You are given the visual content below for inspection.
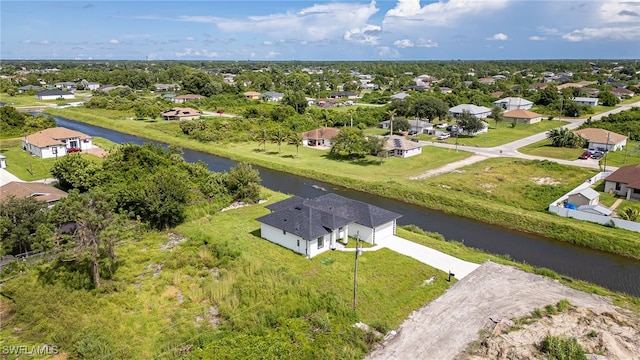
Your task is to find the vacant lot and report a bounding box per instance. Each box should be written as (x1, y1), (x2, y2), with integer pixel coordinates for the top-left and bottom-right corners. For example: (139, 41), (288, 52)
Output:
(367, 261), (625, 360)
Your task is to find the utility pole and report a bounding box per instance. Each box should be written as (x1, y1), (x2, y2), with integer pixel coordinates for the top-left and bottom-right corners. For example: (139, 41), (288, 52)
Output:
(624, 132), (630, 164)
(603, 131), (611, 172)
(353, 231), (362, 311)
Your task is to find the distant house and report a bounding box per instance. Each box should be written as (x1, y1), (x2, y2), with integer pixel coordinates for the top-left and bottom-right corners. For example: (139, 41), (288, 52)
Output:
(490, 91), (504, 98)
(161, 107), (201, 121)
(390, 92), (411, 100)
(23, 127), (92, 158)
(244, 91), (262, 100)
(257, 193), (401, 258)
(155, 83), (180, 92)
(96, 85), (120, 92)
(299, 127), (340, 147)
(329, 91), (357, 99)
(0, 181), (68, 207)
(379, 119), (431, 134)
(449, 104), (492, 119)
(262, 91), (284, 102)
(493, 97), (533, 111)
(173, 94), (205, 104)
(438, 87), (452, 94)
(604, 164), (640, 200)
(54, 82), (77, 90)
(18, 85), (42, 93)
(573, 129), (627, 151)
(0, 154), (6, 169)
(35, 89), (75, 100)
(567, 187), (600, 207)
(461, 121), (489, 136)
(503, 109), (544, 124)
(572, 97), (598, 107)
(610, 88), (635, 99)
(86, 82), (101, 91)
(528, 83), (547, 91)
(382, 135), (422, 158)
(478, 77), (495, 85)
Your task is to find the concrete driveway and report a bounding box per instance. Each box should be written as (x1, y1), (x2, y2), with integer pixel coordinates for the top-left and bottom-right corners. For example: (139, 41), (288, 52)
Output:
(0, 168), (21, 186)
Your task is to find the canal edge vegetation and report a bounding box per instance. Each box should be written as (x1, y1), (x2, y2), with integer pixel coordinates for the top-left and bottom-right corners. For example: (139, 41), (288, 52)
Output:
(45, 107), (640, 260)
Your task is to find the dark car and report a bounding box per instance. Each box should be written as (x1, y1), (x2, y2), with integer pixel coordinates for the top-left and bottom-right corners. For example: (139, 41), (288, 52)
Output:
(579, 151), (591, 159)
(407, 129), (418, 136)
(591, 151), (604, 160)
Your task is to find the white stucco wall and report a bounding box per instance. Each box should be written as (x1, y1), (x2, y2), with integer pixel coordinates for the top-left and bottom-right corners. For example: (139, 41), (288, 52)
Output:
(403, 147), (422, 158)
(260, 223), (335, 258)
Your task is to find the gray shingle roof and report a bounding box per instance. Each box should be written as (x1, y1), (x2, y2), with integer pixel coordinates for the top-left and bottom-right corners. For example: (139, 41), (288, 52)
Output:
(258, 193), (401, 240)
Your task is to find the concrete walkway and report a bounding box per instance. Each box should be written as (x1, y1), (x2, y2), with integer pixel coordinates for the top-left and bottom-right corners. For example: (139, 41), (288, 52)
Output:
(0, 168), (22, 186)
(335, 236), (480, 280)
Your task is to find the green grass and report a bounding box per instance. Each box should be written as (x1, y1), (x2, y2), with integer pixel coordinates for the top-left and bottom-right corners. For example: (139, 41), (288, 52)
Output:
(519, 139), (586, 160)
(44, 108), (640, 259)
(0, 137), (103, 181)
(427, 120), (568, 147)
(620, 95), (640, 105)
(591, 105), (617, 115)
(597, 141), (640, 167)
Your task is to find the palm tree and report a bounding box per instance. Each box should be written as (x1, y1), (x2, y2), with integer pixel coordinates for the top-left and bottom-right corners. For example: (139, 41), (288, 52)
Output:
(271, 128), (288, 154)
(546, 127), (584, 148)
(254, 128), (269, 152)
(618, 207), (639, 222)
(288, 132), (303, 158)
(386, 109), (397, 135)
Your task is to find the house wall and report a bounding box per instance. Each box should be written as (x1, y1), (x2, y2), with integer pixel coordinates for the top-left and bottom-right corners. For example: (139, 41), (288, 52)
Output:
(589, 140), (626, 151)
(506, 116), (542, 124)
(605, 181), (640, 200)
(260, 223), (336, 258)
(402, 147), (422, 158)
(23, 141), (67, 159)
(37, 94), (75, 100)
(567, 193), (596, 207)
(349, 224), (374, 244)
(373, 221), (395, 243)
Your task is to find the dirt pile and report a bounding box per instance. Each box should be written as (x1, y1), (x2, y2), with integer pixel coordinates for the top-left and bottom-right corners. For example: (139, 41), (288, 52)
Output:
(457, 305), (640, 360)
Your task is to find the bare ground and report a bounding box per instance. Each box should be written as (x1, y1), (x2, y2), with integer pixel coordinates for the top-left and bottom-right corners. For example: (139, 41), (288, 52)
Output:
(409, 155), (489, 180)
(366, 261), (635, 360)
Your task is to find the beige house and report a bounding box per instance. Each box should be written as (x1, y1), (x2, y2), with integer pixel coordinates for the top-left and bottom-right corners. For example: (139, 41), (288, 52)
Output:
(382, 135), (422, 158)
(299, 127), (340, 147)
(503, 109), (544, 124)
(244, 91), (262, 100)
(173, 94), (205, 104)
(0, 181), (68, 207)
(574, 129), (627, 151)
(604, 164), (640, 200)
(161, 107), (201, 121)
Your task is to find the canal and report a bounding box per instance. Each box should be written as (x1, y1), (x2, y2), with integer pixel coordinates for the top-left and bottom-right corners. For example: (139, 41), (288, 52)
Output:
(54, 116), (640, 297)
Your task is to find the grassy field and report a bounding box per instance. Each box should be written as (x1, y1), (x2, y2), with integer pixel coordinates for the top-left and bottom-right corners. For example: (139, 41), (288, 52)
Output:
(519, 139), (640, 166)
(44, 108), (640, 259)
(619, 95), (640, 105)
(0, 137), (104, 181)
(424, 120), (568, 147)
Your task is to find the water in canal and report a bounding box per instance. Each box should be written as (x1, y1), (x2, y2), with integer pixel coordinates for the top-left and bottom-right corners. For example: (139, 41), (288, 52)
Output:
(54, 116), (640, 297)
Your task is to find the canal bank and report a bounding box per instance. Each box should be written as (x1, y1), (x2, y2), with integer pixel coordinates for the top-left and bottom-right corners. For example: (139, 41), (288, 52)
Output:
(51, 115), (640, 296)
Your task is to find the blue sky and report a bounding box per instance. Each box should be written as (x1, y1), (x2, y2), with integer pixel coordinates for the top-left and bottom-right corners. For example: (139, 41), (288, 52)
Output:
(1, 0), (639, 61)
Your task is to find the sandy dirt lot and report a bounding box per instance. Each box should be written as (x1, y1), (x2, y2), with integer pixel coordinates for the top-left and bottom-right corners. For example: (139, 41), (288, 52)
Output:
(409, 155), (489, 180)
(367, 261), (625, 360)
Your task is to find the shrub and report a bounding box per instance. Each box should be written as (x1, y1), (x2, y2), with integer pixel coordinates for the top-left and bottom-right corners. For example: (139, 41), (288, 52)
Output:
(556, 299), (572, 312)
(539, 335), (586, 360)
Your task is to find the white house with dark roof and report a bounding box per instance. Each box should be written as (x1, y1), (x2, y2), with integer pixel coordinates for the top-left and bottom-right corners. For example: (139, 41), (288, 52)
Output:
(35, 89), (75, 100)
(257, 193), (401, 258)
(572, 97), (598, 106)
(382, 135), (422, 158)
(262, 91), (284, 102)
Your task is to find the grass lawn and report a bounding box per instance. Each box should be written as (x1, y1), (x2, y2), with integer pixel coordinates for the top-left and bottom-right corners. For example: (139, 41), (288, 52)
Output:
(620, 95), (640, 105)
(590, 105), (617, 115)
(0, 137), (103, 181)
(598, 141), (640, 167)
(425, 120), (568, 147)
(0, 93), (59, 107)
(616, 199), (640, 214)
(518, 139), (585, 160)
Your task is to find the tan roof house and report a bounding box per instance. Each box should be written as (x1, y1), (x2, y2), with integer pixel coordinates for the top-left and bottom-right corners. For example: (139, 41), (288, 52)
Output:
(0, 181), (68, 207)
(299, 127), (341, 147)
(161, 107), (201, 121)
(23, 127), (92, 159)
(604, 164), (640, 200)
(503, 109), (544, 124)
(244, 91), (262, 100)
(611, 88), (635, 99)
(173, 94), (205, 104)
(382, 135), (422, 158)
(574, 129), (627, 151)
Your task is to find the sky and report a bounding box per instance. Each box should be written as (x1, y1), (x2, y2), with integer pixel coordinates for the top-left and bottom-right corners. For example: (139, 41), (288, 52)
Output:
(1, 0), (639, 61)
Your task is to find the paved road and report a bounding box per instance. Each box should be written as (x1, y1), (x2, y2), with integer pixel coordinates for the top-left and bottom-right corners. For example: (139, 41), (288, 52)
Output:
(416, 100), (640, 175)
(0, 168), (22, 186)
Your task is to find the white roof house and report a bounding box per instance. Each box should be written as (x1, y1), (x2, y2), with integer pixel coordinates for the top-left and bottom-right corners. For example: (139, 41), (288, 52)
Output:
(390, 92), (411, 100)
(493, 97), (533, 111)
(449, 104), (492, 119)
(572, 97), (599, 106)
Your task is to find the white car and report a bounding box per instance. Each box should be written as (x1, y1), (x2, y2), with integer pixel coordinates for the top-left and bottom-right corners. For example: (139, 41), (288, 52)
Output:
(436, 123), (448, 129)
(437, 133), (451, 140)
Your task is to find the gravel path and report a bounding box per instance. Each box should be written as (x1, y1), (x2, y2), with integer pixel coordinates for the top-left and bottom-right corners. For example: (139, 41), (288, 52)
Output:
(409, 155), (490, 180)
(366, 261), (614, 360)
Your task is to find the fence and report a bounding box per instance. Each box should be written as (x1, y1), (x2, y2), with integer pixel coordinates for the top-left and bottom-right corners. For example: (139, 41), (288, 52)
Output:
(548, 172), (640, 233)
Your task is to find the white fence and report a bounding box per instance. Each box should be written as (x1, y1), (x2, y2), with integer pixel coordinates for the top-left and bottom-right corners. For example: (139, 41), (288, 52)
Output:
(548, 172), (640, 233)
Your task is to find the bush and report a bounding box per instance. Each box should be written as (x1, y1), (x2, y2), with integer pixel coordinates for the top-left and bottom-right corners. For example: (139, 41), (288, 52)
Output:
(539, 335), (586, 360)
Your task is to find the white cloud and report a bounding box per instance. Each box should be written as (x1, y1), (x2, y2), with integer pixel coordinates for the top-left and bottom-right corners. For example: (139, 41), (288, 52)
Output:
(598, 0), (640, 23)
(215, 1), (379, 41)
(39, 40), (51, 45)
(393, 39), (414, 48)
(343, 24), (381, 45)
(563, 26), (640, 42)
(383, 0), (509, 27)
(537, 26), (558, 35)
(262, 41), (273, 46)
(185, 36), (196, 41)
(528, 35), (546, 41)
(486, 33), (508, 41)
(109, 39), (120, 44)
(22, 39), (32, 44)
(175, 48), (218, 58)
(264, 51), (280, 59)
(415, 38), (438, 48)
(377, 46), (400, 58)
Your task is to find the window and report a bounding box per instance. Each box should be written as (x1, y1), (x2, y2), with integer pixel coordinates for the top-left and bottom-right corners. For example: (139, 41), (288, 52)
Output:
(283, 230), (286, 235)
(615, 183), (621, 191)
(317, 236), (324, 249)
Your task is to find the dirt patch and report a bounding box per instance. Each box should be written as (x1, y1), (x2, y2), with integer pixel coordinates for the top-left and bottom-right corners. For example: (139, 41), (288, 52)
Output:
(409, 155), (489, 180)
(457, 306), (640, 360)
(530, 176), (561, 185)
(366, 261), (623, 360)
(84, 146), (109, 158)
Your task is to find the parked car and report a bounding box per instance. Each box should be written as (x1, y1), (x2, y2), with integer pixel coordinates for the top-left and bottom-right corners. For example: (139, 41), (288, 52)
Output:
(579, 151), (591, 159)
(408, 129), (418, 136)
(591, 151), (605, 160)
(67, 148), (82, 153)
(437, 133), (451, 140)
(436, 123), (448, 129)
